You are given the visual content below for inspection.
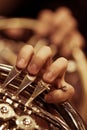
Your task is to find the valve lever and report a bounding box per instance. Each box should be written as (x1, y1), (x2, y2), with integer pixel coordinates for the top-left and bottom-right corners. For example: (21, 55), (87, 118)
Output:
(13, 74), (36, 98)
(25, 80), (50, 106)
(1, 66), (21, 89)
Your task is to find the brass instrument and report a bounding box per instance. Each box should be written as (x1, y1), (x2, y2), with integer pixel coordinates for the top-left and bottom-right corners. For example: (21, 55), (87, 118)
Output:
(0, 63), (87, 130)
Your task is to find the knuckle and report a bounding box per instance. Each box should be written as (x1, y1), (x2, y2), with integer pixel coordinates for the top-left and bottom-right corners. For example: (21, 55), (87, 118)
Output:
(24, 45), (33, 51)
(44, 45), (52, 52)
(20, 45), (34, 55)
(60, 57), (68, 64)
(59, 57), (68, 69)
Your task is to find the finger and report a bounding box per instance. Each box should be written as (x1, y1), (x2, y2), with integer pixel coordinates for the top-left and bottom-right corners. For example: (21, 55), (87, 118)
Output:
(68, 31), (85, 48)
(50, 7), (77, 45)
(0, 18), (38, 39)
(16, 45), (34, 69)
(53, 7), (72, 26)
(38, 9), (53, 24)
(50, 14), (77, 45)
(27, 46), (52, 75)
(43, 57), (68, 83)
(35, 10), (54, 36)
(60, 31), (85, 57)
(45, 82), (75, 103)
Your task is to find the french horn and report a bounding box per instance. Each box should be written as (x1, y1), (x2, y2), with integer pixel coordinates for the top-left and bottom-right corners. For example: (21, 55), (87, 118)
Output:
(0, 63), (87, 130)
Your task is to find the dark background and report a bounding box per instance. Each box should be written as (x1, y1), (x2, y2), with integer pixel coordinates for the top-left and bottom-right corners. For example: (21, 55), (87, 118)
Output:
(13, 0), (87, 41)
(0, 0), (87, 50)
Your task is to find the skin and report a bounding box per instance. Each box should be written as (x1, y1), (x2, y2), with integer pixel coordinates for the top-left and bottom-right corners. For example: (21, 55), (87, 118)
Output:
(0, 4), (77, 104)
(0, 7), (84, 58)
(36, 7), (84, 58)
(16, 45), (75, 104)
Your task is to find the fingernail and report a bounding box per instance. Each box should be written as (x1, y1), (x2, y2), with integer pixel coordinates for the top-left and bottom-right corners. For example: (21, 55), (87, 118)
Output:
(43, 71), (53, 81)
(17, 58), (25, 68)
(28, 63), (38, 74)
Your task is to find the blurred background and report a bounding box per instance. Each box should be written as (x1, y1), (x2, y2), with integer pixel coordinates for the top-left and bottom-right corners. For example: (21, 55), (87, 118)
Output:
(0, 0), (87, 124)
(0, 0), (87, 43)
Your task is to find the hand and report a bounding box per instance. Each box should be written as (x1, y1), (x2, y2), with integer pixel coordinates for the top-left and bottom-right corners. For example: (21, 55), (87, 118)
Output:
(16, 45), (74, 104)
(0, 7), (84, 58)
(36, 7), (85, 58)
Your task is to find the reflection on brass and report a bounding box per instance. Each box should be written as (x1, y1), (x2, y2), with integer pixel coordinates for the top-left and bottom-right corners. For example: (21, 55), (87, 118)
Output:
(13, 74), (36, 99)
(0, 63), (87, 130)
(25, 80), (50, 106)
(1, 66), (21, 90)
